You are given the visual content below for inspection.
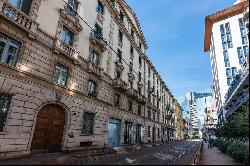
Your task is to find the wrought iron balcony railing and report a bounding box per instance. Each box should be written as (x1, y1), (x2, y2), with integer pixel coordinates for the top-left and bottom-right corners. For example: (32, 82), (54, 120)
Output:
(54, 38), (79, 61)
(90, 30), (107, 52)
(1, 1), (38, 35)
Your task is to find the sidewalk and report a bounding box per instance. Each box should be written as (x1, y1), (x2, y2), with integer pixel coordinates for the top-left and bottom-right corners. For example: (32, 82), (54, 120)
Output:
(200, 142), (242, 165)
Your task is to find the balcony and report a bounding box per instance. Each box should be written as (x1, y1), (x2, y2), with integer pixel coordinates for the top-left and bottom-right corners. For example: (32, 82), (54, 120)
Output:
(147, 87), (154, 94)
(137, 80), (143, 88)
(112, 78), (127, 92)
(87, 62), (103, 77)
(128, 72), (135, 80)
(225, 88), (249, 118)
(53, 38), (79, 62)
(60, 2), (82, 31)
(138, 94), (146, 104)
(118, 39), (123, 48)
(115, 60), (124, 71)
(90, 30), (107, 52)
(224, 63), (249, 108)
(0, 1), (38, 38)
(127, 88), (139, 99)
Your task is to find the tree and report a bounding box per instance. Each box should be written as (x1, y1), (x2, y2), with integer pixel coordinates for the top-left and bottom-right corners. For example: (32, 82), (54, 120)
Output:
(219, 102), (249, 141)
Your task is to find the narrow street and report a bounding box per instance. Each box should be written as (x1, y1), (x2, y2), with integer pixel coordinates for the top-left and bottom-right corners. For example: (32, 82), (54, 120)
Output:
(0, 140), (201, 165)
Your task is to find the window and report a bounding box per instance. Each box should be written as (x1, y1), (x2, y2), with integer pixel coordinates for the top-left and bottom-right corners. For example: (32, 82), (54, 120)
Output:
(148, 110), (151, 119)
(238, 18), (244, 28)
(227, 78), (232, 86)
(131, 29), (134, 39)
(9, 0), (32, 15)
(129, 62), (133, 72)
(114, 94), (120, 107)
(81, 112), (94, 134)
(96, 1), (104, 15)
(117, 49), (122, 62)
(243, 46), (249, 56)
(130, 45), (134, 55)
(157, 128), (160, 138)
(0, 94), (12, 131)
(128, 100), (133, 112)
(116, 70), (121, 79)
(138, 87), (141, 95)
(220, 24), (225, 34)
(226, 68), (231, 77)
(128, 81), (133, 89)
(119, 11), (124, 22)
(66, 0), (79, 16)
(139, 42), (142, 49)
(53, 64), (69, 86)
(0, 33), (20, 67)
(237, 47), (244, 65)
(94, 24), (103, 39)
(223, 51), (230, 67)
(139, 56), (142, 67)
(225, 23), (230, 33)
(239, 18), (248, 45)
(90, 50), (99, 65)
(228, 41), (233, 48)
(138, 105), (141, 116)
(231, 67), (237, 77)
(60, 26), (74, 46)
(153, 112), (155, 121)
(148, 126), (151, 137)
(118, 30), (123, 43)
(139, 72), (142, 82)
(88, 80), (97, 96)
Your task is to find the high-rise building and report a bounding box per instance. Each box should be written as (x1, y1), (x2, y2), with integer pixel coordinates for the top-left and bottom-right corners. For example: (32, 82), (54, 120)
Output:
(0, 0), (179, 159)
(204, 0), (249, 126)
(184, 92), (212, 137)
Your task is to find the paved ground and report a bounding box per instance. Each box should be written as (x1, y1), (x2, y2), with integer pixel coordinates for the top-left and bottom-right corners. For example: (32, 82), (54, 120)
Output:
(0, 140), (200, 165)
(200, 142), (242, 165)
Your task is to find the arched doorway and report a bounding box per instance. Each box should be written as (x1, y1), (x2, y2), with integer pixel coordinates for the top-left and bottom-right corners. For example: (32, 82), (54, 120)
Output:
(31, 104), (65, 154)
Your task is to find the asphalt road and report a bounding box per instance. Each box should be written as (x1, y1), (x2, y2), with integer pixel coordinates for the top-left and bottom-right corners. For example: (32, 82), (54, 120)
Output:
(72, 140), (201, 165)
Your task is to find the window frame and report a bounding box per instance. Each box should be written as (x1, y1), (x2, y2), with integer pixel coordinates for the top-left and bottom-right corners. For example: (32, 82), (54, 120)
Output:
(53, 63), (69, 87)
(0, 33), (20, 67)
(88, 80), (97, 96)
(81, 112), (95, 135)
(114, 94), (120, 107)
(96, 0), (105, 15)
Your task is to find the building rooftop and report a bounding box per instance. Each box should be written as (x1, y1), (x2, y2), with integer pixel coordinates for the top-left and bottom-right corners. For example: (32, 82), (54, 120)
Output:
(204, 0), (248, 52)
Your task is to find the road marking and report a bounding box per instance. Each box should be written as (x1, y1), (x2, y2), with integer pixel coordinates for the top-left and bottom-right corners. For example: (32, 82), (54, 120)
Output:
(125, 158), (136, 165)
(153, 153), (175, 161)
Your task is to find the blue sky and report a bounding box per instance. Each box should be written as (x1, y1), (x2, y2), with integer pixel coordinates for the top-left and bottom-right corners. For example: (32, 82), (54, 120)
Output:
(126, 0), (235, 102)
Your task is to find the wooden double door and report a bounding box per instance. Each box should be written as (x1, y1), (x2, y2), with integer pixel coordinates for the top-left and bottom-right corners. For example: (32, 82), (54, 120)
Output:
(31, 104), (65, 154)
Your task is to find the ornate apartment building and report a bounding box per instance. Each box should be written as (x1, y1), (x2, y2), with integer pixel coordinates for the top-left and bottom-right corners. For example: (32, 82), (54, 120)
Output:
(0, 0), (180, 159)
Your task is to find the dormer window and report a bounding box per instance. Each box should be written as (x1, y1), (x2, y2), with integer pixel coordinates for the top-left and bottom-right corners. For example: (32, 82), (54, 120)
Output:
(97, 1), (104, 15)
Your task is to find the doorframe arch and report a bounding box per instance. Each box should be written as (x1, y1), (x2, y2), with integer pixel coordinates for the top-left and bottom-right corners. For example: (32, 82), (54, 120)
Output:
(28, 101), (71, 155)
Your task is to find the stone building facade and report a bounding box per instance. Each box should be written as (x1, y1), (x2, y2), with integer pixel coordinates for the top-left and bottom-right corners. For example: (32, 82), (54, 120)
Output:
(0, 0), (180, 159)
